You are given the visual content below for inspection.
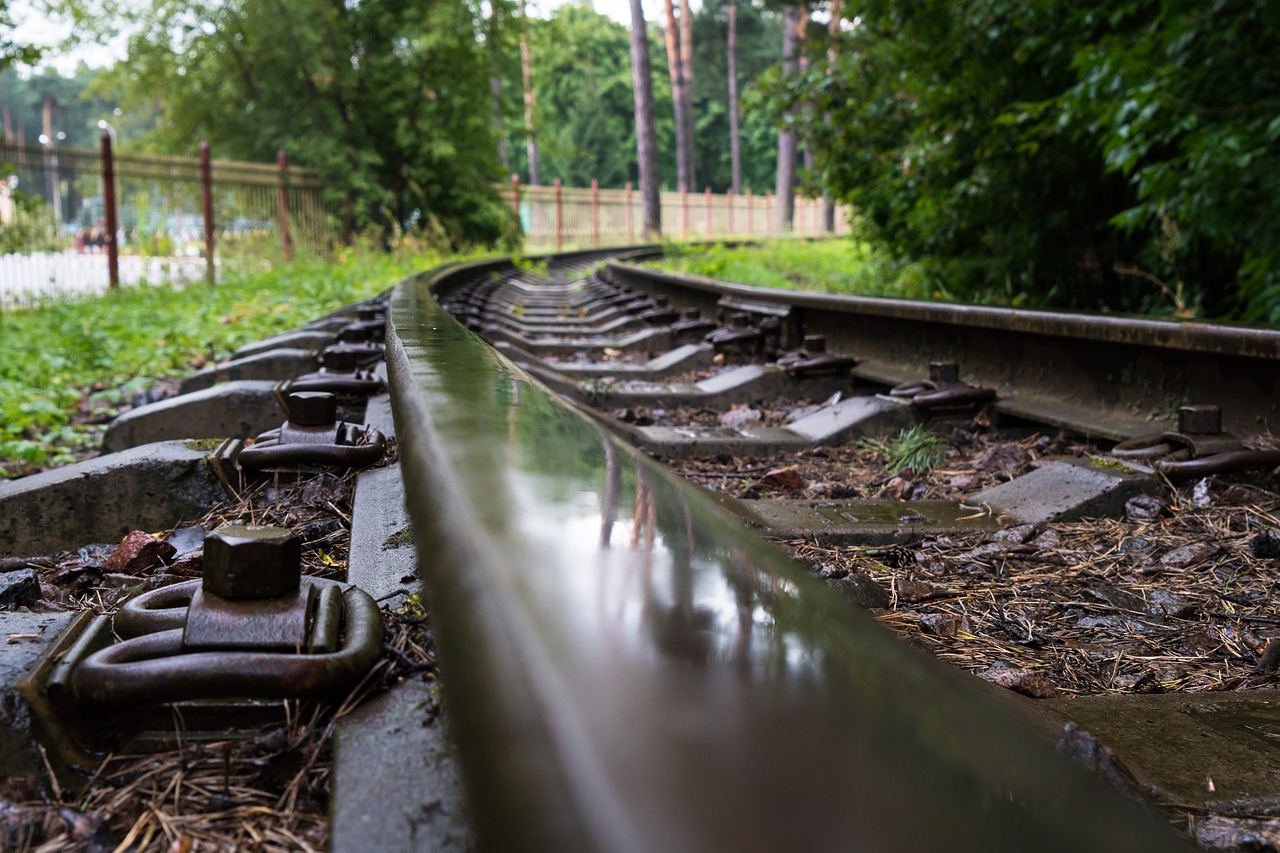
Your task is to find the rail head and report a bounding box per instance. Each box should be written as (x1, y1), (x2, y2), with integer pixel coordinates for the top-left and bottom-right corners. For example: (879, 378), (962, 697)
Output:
(386, 257), (1191, 851)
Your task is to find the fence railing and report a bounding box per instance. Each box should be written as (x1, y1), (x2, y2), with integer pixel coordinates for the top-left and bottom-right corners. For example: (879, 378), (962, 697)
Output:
(0, 138), (343, 309)
(509, 177), (850, 251)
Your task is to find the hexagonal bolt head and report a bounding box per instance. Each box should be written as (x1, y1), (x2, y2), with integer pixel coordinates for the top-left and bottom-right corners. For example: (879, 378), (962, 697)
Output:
(357, 307), (385, 323)
(287, 391), (337, 427)
(655, 295), (669, 307)
(203, 525), (301, 600)
(930, 361), (961, 385)
(337, 326), (371, 344)
(321, 347), (359, 373)
(1179, 404), (1222, 435)
(729, 313), (750, 328)
(682, 308), (701, 320)
(803, 335), (827, 353)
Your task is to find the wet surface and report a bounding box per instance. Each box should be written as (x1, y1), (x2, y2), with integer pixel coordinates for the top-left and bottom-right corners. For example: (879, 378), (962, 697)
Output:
(389, 266), (1186, 852)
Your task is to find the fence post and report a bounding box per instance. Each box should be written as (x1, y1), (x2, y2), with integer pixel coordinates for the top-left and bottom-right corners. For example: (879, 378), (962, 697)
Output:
(704, 186), (711, 236)
(746, 188), (753, 236)
(591, 178), (600, 247)
(554, 178), (563, 251)
(765, 191), (772, 237)
(277, 148), (293, 260)
(200, 140), (215, 285)
(681, 189), (688, 239)
(625, 182), (633, 244)
(727, 190), (734, 236)
(100, 129), (119, 290)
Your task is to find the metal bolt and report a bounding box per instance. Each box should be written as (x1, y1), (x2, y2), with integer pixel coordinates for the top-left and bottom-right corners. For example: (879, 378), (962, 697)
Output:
(1179, 405), (1222, 435)
(203, 525), (301, 600)
(287, 391), (337, 427)
(357, 307), (384, 323)
(337, 325), (371, 343)
(929, 361), (960, 386)
(321, 347), (359, 373)
(803, 335), (827, 353)
(655, 295), (669, 307)
(682, 308), (701, 320)
(729, 312), (749, 328)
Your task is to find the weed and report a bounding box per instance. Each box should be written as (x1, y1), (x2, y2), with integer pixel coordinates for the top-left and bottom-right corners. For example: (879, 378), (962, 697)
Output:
(859, 426), (949, 475)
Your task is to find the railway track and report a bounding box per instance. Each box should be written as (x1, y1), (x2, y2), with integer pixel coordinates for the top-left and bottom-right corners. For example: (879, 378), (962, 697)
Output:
(4, 244), (1280, 850)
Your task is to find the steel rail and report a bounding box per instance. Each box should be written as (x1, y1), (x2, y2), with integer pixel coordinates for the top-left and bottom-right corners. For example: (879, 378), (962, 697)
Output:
(609, 262), (1280, 441)
(386, 251), (1190, 851)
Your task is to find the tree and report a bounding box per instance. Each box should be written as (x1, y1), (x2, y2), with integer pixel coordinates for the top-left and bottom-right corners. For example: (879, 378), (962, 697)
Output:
(0, 1), (39, 70)
(661, 0), (692, 192)
(628, 0), (661, 235)
(725, 0), (741, 194)
(518, 0), (540, 185)
(788, 1), (1142, 309)
(691, 0), (782, 195)
(1062, 0), (1280, 319)
(60, 0), (512, 245)
(773, 3), (801, 231)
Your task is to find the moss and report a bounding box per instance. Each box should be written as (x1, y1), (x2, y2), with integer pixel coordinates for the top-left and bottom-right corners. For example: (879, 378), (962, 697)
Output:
(382, 526), (414, 550)
(185, 438), (226, 452)
(1089, 455), (1140, 474)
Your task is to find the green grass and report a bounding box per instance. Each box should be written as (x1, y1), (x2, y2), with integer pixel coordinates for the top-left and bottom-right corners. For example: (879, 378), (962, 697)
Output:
(652, 239), (943, 301)
(0, 241), (456, 475)
(859, 426), (950, 475)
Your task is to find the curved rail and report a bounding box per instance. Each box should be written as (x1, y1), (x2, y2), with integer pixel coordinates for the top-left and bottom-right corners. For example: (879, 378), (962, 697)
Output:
(386, 251), (1188, 851)
(609, 262), (1280, 441)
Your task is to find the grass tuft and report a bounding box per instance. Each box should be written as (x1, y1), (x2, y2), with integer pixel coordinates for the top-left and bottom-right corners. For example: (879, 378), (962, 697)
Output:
(859, 426), (949, 475)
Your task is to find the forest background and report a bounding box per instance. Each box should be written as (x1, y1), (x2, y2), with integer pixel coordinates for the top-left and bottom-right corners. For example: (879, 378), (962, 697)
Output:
(3, 0), (1280, 323)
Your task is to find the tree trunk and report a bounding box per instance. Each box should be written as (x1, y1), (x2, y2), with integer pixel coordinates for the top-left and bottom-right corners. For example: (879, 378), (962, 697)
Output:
(727, 0), (741, 195)
(629, 0), (661, 236)
(519, 0), (540, 185)
(662, 0), (691, 193)
(774, 5), (801, 232)
(679, 0), (695, 191)
(822, 1), (839, 232)
(489, 1), (508, 170)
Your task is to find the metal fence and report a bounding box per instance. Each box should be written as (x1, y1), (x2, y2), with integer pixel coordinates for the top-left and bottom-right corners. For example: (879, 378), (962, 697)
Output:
(0, 139), (343, 309)
(510, 178), (851, 251)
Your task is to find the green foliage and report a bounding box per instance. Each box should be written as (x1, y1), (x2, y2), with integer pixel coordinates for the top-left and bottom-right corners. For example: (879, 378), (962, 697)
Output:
(859, 426), (949, 475)
(499, 0), (781, 194)
(651, 239), (940, 300)
(63, 0), (513, 246)
(0, 185), (64, 254)
(767, 0), (1280, 320)
(1060, 1), (1280, 320)
(0, 243), (449, 475)
(690, 0), (783, 194)
(781, 1), (1146, 313)
(0, 64), (119, 148)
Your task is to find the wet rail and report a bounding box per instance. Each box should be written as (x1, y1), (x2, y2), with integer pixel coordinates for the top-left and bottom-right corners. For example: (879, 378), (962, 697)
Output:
(389, 250), (1190, 850)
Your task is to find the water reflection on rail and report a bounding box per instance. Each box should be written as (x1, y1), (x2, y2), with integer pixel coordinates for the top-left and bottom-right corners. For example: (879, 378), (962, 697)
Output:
(385, 257), (1190, 852)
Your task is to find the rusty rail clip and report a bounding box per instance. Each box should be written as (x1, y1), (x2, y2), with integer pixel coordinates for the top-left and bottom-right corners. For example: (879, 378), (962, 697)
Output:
(287, 346), (386, 397)
(238, 391), (386, 471)
(1111, 405), (1280, 480)
(776, 335), (859, 379)
(66, 526), (383, 707)
(704, 312), (764, 357)
(890, 361), (996, 417)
